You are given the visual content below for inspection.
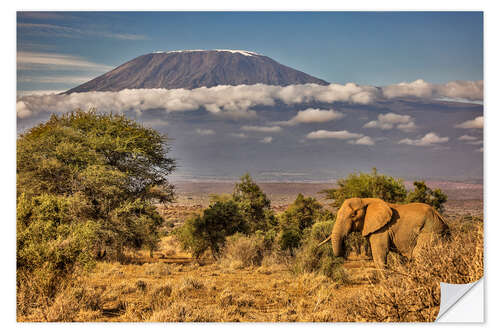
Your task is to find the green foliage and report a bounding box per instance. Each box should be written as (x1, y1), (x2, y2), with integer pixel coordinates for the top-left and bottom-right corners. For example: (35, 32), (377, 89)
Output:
(280, 193), (333, 231)
(175, 199), (246, 258)
(17, 193), (99, 274)
(321, 168), (407, 208)
(278, 226), (302, 254)
(344, 232), (372, 258)
(322, 169), (448, 213)
(293, 220), (347, 281)
(277, 193), (333, 253)
(406, 181), (448, 212)
(17, 110), (176, 299)
(175, 174), (277, 258)
(233, 173), (277, 233)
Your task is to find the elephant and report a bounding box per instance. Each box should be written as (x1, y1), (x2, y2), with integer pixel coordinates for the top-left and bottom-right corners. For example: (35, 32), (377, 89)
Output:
(317, 198), (450, 270)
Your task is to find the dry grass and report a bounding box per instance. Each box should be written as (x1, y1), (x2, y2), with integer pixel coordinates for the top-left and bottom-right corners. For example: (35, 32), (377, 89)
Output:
(17, 207), (483, 322)
(331, 219), (483, 322)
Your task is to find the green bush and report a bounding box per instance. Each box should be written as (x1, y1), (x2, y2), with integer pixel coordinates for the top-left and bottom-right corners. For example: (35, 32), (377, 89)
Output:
(321, 168), (407, 208)
(293, 220), (346, 281)
(277, 194), (332, 253)
(174, 199), (247, 258)
(232, 173), (277, 233)
(279, 193), (333, 231)
(278, 226), (302, 254)
(344, 232), (372, 258)
(17, 193), (99, 274)
(406, 181), (448, 212)
(321, 168), (447, 211)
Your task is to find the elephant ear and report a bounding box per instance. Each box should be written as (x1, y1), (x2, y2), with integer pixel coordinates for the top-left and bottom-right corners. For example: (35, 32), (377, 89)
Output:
(362, 199), (393, 237)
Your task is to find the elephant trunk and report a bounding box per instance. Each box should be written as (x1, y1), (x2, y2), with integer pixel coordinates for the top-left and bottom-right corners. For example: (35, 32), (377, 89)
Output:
(331, 232), (343, 257)
(331, 210), (347, 257)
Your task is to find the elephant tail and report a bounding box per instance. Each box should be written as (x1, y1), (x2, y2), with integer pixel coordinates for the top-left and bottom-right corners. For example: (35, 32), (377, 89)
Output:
(317, 235), (332, 248)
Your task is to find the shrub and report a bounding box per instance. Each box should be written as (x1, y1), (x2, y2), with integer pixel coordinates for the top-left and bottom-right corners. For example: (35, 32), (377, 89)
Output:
(293, 220), (347, 281)
(174, 199), (246, 258)
(232, 173), (277, 233)
(321, 168), (407, 208)
(220, 233), (268, 267)
(279, 193), (333, 232)
(277, 194), (333, 253)
(406, 181), (448, 212)
(344, 232), (371, 258)
(278, 226), (302, 254)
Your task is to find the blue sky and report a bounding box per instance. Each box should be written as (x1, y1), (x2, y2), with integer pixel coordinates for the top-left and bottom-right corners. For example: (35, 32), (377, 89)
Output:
(16, 11), (484, 181)
(17, 11), (483, 92)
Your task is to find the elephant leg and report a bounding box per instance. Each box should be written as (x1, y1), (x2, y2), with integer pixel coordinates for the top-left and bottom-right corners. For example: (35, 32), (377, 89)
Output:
(369, 231), (389, 273)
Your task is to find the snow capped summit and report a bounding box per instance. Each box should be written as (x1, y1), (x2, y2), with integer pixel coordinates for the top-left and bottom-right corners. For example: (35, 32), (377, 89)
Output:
(152, 49), (260, 57)
(64, 50), (328, 93)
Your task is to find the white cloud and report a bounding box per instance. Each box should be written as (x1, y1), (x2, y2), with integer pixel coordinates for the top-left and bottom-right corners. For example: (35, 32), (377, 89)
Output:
(463, 139), (483, 146)
(275, 82), (380, 104)
(438, 80), (483, 101)
(241, 125), (282, 133)
(196, 128), (215, 135)
(274, 108), (344, 126)
(456, 116), (484, 129)
(17, 51), (113, 71)
(260, 136), (273, 144)
(17, 90), (64, 97)
(16, 83), (382, 120)
(383, 79), (434, 99)
(348, 136), (375, 146)
(16, 80), (484, 121)
(382, 79), (483, 101)
(458, 135), (478, 141)
(18, 75), (95, 84)
(399, 132), (449, 146)
(306, 130), (363, 140)
(230, 133), (247, 138)
(16, 101), (32, 119)
(141, 119), (169, 128)
(363, 112), (416, 132)
(18, 23), (148, 40)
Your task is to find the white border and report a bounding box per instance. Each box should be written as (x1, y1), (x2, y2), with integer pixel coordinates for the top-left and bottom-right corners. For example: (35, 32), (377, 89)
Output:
(3, 1), (498, 331)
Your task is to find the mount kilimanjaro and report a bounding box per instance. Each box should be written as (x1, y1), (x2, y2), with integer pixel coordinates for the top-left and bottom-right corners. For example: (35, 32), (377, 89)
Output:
(64, 50), (328, 94)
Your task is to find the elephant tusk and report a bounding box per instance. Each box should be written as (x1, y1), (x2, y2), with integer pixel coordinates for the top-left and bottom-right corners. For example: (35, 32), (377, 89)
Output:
(316, 235), (332, 248)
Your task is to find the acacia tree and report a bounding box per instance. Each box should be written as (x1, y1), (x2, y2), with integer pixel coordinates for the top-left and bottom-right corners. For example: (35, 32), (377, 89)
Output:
(17, 110), (176, 277)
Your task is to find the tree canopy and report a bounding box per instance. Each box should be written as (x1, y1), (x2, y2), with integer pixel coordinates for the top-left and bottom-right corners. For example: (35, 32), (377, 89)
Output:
(406, 181), (448, 212)
(17, 110), (176, 276)
(232, 173), (277, 233)
(321, 168), (408, 208)
(321, 168), (447, 211)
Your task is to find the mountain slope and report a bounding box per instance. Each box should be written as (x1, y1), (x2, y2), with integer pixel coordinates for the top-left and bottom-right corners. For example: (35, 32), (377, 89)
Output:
(63, 50), (328, 94)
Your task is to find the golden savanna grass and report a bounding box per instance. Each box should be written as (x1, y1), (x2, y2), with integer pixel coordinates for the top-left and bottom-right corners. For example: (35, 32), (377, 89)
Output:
(17, 213), (483, 322)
